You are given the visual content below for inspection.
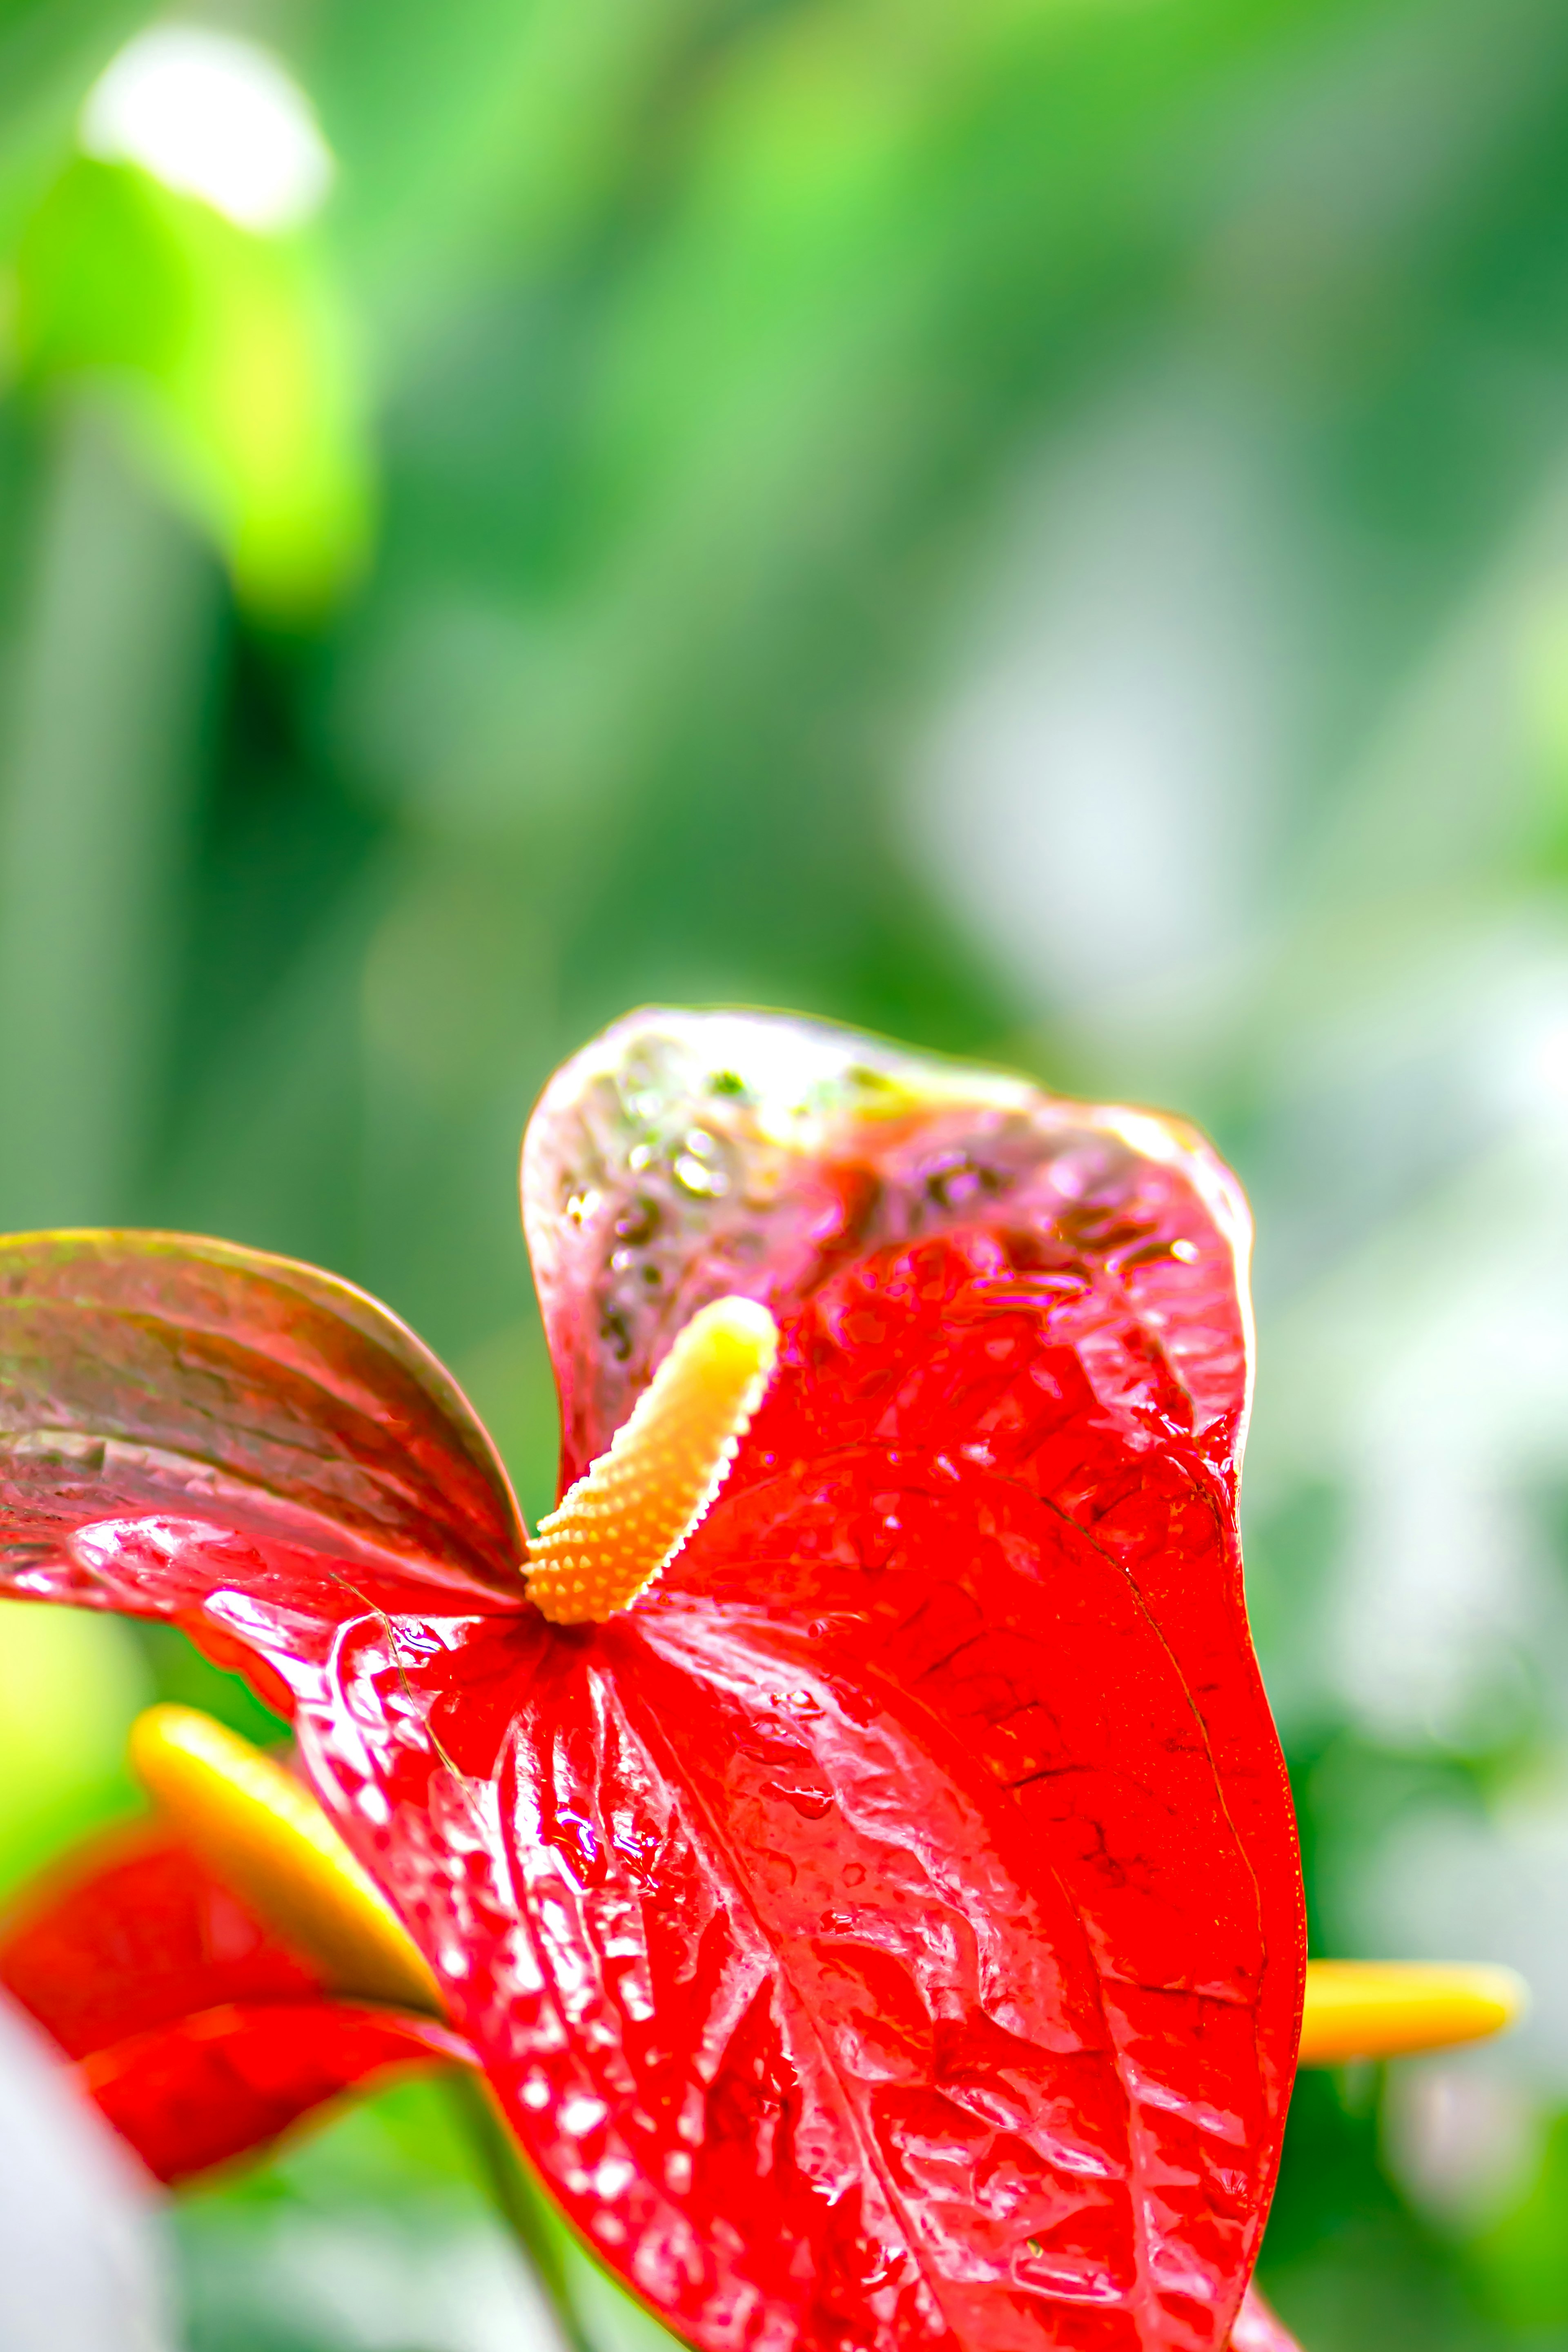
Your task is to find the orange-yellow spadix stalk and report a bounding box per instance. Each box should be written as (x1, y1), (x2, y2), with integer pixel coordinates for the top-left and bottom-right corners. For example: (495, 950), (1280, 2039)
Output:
(1296, 1958), (1526, 2066)
(524, 1295), (780, 1625)
(130, 1703), (443, 2016)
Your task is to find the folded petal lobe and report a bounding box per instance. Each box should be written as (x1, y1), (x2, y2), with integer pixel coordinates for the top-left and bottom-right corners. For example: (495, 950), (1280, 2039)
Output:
(0, 1229), (525, 1611)
(522, 1011), (1249, 1486)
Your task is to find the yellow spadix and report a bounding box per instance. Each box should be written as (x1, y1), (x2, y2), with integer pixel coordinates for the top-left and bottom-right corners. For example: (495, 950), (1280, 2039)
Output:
(525, 1294), (779, 1624)
(1299, 1959), (1526, 2066)
(129, 1702), (443, 2016)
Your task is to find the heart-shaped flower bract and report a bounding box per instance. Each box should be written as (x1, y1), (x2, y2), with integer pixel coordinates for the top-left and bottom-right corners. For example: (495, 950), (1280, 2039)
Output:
(0, 1008), (1305, 2352)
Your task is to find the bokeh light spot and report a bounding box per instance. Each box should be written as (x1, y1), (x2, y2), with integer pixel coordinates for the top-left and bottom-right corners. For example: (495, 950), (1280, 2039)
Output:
(80, 26), (334, 234)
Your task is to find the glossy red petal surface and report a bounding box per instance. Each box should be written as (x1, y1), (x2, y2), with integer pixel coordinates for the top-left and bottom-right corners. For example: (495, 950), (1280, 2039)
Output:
(82, 2000), (468, 2183)
(509, 1014), (1295, 2348)
(0, 1230), (524, 1608)
(0, 1821), (472, 2183)
(522, 1012), (1248, 1490)
(0, 1015), (1304, 2352)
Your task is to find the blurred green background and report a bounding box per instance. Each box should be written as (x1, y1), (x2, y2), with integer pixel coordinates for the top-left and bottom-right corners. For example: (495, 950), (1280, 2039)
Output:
(5, 0), (1568, 2345)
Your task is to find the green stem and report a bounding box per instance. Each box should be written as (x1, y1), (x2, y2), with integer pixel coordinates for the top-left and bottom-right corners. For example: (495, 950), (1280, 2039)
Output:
(444, 2067), (598, 2352)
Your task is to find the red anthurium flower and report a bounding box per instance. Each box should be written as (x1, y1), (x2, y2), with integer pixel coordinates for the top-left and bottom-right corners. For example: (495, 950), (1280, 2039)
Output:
(0, 1813), (468, 2182)
(0, 1008), (1306, 2352)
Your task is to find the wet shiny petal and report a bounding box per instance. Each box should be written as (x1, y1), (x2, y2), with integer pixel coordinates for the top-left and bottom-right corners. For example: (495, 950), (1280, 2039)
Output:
(0, 1229), (525, 1613)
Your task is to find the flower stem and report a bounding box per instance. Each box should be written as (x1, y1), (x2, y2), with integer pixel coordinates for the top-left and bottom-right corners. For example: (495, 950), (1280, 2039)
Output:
(443, 2068), (598, 2352)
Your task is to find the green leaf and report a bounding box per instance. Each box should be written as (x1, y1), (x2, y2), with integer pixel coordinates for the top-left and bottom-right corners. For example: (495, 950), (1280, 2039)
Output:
(0, 1597), (147, 1896)
(0, 0), (145, 247)
(15, 158), (371, 617)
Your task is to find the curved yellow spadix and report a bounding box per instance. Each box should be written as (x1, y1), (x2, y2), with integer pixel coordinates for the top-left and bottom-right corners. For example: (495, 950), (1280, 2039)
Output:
(1299, 1959), (1526, 2066)
(129, 1703), (443, 2017)
(526, 1294), (780, 1625)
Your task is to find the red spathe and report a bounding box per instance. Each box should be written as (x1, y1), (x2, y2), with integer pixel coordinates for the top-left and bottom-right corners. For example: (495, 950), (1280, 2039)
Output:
(0, 1009), (1305, 2351)
(0, 1824), (465, 2180)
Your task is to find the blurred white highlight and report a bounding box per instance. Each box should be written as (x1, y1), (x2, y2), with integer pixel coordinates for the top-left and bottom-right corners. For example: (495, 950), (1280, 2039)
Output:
(905, 382), (1288, 1011)
(80, 26), (334, 233)
(0, 1993), (172, 2352)
(1383, 2060), (1539, 2225)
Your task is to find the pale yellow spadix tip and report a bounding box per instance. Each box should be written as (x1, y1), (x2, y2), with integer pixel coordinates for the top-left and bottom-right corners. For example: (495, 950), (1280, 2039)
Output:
(129, 1704), (443, 2018)
(1299, 1959), (1526, 2066)
(527, 1294), (780, 1625)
